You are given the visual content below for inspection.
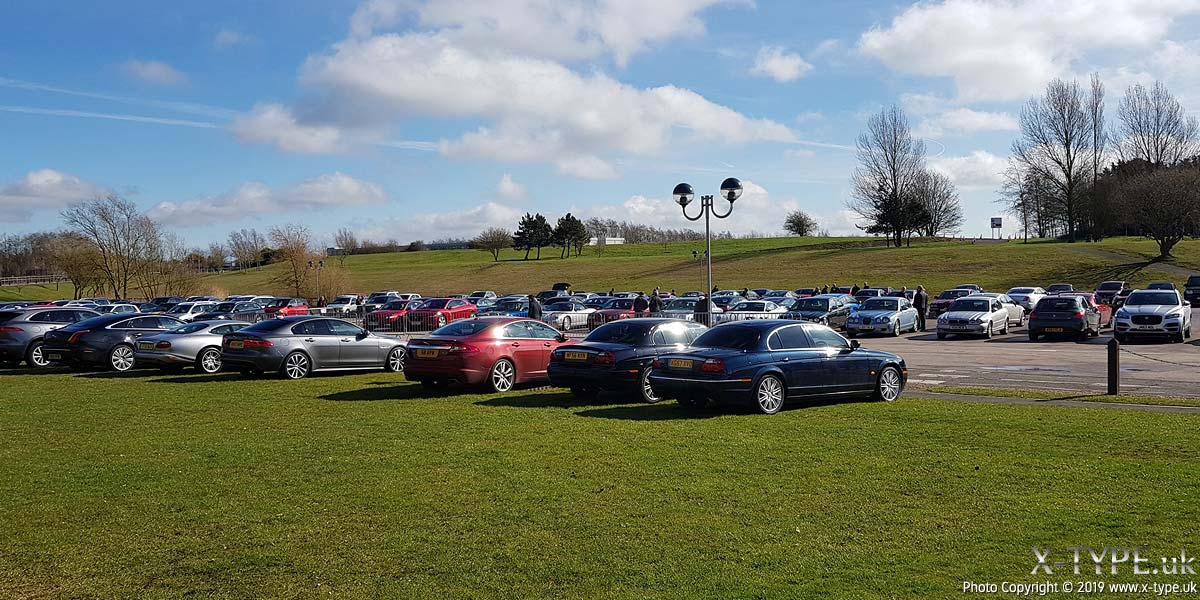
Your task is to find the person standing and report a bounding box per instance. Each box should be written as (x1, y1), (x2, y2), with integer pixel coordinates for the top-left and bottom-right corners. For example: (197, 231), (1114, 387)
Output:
(693, 294), (710, 326)
(526, 294), (543, 321)
(648, 292), (663, 317)
(914, 285), (929, 331)
(633, 293), (649, 317)
(851, 283), (860, 295)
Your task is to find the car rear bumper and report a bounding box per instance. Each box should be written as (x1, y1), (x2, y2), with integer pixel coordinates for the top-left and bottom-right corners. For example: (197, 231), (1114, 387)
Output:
(41, 344), (103, 365)
(648, 372), (753, 401)
(221, 353), (283, 372)
(0, 339), (27, 361)
(1029, 319), (1085, 335)
(547, 364), (640, 390)
(404, 360), (487, 384)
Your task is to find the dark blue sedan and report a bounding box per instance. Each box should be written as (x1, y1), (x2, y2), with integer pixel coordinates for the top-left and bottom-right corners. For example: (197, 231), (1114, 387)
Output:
(547, 318), (708, 402)
(649, 321), (907, 414)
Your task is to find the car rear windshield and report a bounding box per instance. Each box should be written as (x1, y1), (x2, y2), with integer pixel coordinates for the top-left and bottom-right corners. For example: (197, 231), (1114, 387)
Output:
(938, 290), (971, 300)
(861, 298), (899, 311)
(544, 302), (574, 311)
(731, 302), (766, 311)
(665, 299), (697, 310)
(604, 299), (634, 309)
(585, 322), (652, 344)
(1036, 297), (1080, 311)
(213, 303), (236, 312)
(1125, 292), (1180, 306)
(381, 301), (409, 310)
(949, 299), (991, 312)
(493, 300), (526, 311)
(170, 323), (209, 334)
(367, 294), (391, 302)
(1098, 282), (1123, 290)
(431, 320), (493, 336)
(793, 298), (829, 311)
(1008, 288), (1035, 294)
(0, 311), (20, 324)
(1188, 276), (1200, 286)
(237, 320), (288, 334)
(693, 326), (761, 350)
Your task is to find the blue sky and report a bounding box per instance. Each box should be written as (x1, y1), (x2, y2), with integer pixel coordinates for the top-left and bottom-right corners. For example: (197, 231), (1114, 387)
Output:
(3, 0), (1199, 246)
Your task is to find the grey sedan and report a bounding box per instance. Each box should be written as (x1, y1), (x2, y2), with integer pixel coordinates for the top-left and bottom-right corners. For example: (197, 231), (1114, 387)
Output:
(0, 307), (99, 367)
(135, 320), (251, 373)
(221, 316), (407, 379)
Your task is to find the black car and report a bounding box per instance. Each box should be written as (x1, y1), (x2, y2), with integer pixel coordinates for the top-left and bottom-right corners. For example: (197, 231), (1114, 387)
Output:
(547, 318), (708, 402)
(42, 314), (185, 371)
(650, 321), (907, 414)
(148, 296), (185, 312)
(1185, 276), (1200, 304)
(785, 294), (857, 329)
(194, 301), (265, 322)
(1094, 281), (1129, 307)
(1028, 295), (1100, 341)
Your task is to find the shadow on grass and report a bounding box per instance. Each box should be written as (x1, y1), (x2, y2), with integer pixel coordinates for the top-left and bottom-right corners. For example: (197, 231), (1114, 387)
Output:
(75, 370), (155, 379)
(475, 389), (625, 410)
(577, 394), (879, 421)
(321, 384), (451, 402)
(0, 366), (74, 376)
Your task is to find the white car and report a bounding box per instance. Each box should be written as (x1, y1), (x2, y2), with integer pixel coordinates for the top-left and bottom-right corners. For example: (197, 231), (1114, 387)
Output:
(325, 295), (362, 314)
(1114, 290), (1192, 343)
(95, 304), (140, 314)
(936, 296), (1012, 338)
(715, 300), (787, 323)
(166, 301), (219, 322)
(396, 293), (423, 301)
(541, 300), (597, 331)
(968, 293), (1026, 328)
(1006, 287), (1047, 312)
(661, 298), (723, 321)
(468, 291), (497, 300)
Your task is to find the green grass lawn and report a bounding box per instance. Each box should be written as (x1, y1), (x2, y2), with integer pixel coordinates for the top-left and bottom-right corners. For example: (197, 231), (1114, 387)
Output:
(928, 385), (1200, 408)
(2, 368), (1199, 598)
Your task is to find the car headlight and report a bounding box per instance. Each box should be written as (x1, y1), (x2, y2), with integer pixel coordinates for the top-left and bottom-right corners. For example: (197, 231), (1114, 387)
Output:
(1115, 310), (1129, 319)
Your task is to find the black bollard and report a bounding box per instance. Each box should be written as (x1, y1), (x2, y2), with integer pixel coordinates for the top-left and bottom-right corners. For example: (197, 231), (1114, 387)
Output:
(1107, 337), (1120, 396)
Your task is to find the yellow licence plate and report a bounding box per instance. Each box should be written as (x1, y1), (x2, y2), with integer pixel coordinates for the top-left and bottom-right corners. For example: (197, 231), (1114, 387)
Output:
(229, 340), (244, 349)
(415, 348), (440, 358)
(1045, 327), (1064, 333)
(564, 352), (588, 361)
(138, 342), (155, 351)
(668, 359), (693, 369)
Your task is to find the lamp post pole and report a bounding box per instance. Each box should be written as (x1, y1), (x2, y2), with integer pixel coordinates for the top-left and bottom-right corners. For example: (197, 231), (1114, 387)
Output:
(674, 178), (742, 299)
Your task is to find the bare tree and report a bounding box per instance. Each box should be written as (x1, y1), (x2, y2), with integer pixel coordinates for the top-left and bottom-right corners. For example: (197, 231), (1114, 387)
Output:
(914, 170), (963, 237)
(333, 228), (359, 267)
(472, 227), (512, 262)
(1118, 81), (1199, 166)
(228, 228), (266, 271)
(848, 106), (927, 247)
(269, 224), (314, 298)
(1012, 78), (1095, 242)
(1118, 166), (1200, 258)
(47, 233), (104, 298)
(61, 194), (161, 299)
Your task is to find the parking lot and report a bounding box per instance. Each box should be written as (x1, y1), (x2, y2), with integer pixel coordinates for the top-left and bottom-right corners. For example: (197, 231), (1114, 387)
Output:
(862, 307), (1200, 398)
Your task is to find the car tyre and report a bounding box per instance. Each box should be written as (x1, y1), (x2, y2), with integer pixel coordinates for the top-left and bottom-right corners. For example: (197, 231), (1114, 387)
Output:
(561, 317), (572, 331)
(108, 344), (135, 372)
(873, 365), (903, 402)
(487, 358), (515, 393)
(891, 321), (901, 337)
(638, 368), (661, 404)
(25, 340), (51, 368)
(384, 347), (405, 373)
(281, 352), (311, 380)
(984, 323), (993, 339)
(936, 331), (947, 340)
(195, 346), (222, 374)
(1028, 331), (1039, 342)
(1000, 320), (1009, 335)
(436, 314), (447, 328)
(754, 374), (785, 415)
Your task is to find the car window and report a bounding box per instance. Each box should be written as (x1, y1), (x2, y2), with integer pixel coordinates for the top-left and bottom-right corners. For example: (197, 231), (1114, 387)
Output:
(861, 298), (898, 311)
(773, 325), (810, 349)
(502, 322), (534, 338)
(171, 322), (209, 334)
(30, 310), (68, 323)
(692, 326), (761, 350)
(653, 324), (691, 345)
(805, 325), (849, 350)
(1125, 292), (1183, 306)
(527, 321), (561, 339)
(328, 320), (364, 336)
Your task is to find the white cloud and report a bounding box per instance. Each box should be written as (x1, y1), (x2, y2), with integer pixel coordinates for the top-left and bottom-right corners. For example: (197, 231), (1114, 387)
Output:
(859, 0), (1200, 101)
(784, 148), (816, 160)
(213, 28), (252, 49)
(915, 108), (1018, 138)
(287, 32), (794, 172)
(231, 104), (348, 154)
(495, 174), (526, 199)
(350, 201), (523, 242)
(555, 156), (619, 179)
(750, 46), (813, 83)
(929, 150), (1007, 188)
(580, 180), (811, 236)
(0, 169), (107, 223)
(121, 60), (187, 85)
(349, 0), (736, 67)
(148, 173), (385, 227)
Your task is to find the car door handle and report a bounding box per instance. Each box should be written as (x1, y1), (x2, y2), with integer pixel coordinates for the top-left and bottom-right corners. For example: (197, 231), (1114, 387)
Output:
(781, 357), (790, 361)
(340, 338), (351, 342)
(511, 342), (521, 347)
(543, 342), (552, 347)
(304, 338), (315, 342)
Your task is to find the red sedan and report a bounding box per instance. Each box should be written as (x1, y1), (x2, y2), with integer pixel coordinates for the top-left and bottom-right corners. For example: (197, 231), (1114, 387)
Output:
(405, 298), (478, 330)
(404, 317), (571, 392)
(1061, 292), (1113, 328)
(587, 298), (638, 328)
(363, 300), (419, 332)
(264, 297), (309, 316)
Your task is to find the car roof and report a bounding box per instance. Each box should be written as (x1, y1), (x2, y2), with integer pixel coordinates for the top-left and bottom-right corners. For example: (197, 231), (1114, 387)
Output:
(192, 320), (252, 327)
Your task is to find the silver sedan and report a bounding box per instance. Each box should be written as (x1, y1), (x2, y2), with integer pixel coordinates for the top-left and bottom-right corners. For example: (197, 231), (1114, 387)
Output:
(135, 320), (251, 373)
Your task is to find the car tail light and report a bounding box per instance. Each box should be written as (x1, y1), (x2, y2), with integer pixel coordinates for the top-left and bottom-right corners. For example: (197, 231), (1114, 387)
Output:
(0, 326), (23, 333)
(700, 358), (725, 373)
(447, 342), (479, 354)
(67, 330), (90, 344)
(652, 358), (662, 369)
(155, 341), (171, 349)
(593, 351), (615, 365)
(1073, 310), (1085, 319)
(550, 351), (561, 363)
(241, 338), (274, 348)
(1028, 312), (1037, 319)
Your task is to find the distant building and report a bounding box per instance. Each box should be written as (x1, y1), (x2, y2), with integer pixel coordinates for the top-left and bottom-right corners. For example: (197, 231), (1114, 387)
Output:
(587, 236), (626, 246)
(326, 247), (344, 257)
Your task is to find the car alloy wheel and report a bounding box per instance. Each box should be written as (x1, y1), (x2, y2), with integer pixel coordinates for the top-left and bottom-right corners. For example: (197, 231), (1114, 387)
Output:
(489, 359), (515, 393)
(26, 341), (50, 368)
(755, 375), (784, 415)
(875, 366), (902, 402)
(385, 347), (405, 372)
(282, 352), (310, 380)
(984, 323), (993, 339)
(197, 347), (222, 373)
(109, 345), (135, 372)
(561, 317), (572, 331)
(892, 321), (901, 337)
(436, 314), (447, 327)
(639, 368), (661, 403)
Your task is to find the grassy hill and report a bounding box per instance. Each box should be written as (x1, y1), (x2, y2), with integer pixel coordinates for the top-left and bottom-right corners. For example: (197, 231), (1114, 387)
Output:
(4, 236), (1198, 302)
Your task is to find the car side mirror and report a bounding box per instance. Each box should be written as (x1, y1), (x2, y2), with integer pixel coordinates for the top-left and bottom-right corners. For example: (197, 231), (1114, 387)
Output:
(847, 340), (861, 351)
(556, 334), (568, 343)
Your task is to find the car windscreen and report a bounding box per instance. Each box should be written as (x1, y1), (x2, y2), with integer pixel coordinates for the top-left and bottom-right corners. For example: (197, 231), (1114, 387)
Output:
(381, 301), (409, 310)
(333, 296), (356, 304)
(167, 304), (191, 313)
(213, 303), (236, 312)
(170, 323), (210, 334)
(1008, 288), (1034, 294)
(793, 298), (829, 311)
(730, 302), (765, 311)
(1098, 282), (1123, 290)
(938, 290), (970, 300)
(665, 299), (697, 310)
(1124, 292), (1181, 306)
(366, 294), (391, 302)
(949, 299), (991, 312)
(421, 299), (449, 309)
(584, 321), (652, 344)
(493, 300), (526, 311)
(861, 299), (899, 311)
(604, 299), (634, 309)
(268, 299), (289, 308)
(1147, 283), (1175, 289)
(692, 325), (761, 350)
(431, 320), (493, 336)
(1188, 276), (1200, 286)
(1036, 297), (1080, 311)
(544, 302), (574, 311)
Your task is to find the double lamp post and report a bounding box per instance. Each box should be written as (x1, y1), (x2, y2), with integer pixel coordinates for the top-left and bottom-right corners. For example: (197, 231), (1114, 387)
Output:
(672, 177), (742, 299)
